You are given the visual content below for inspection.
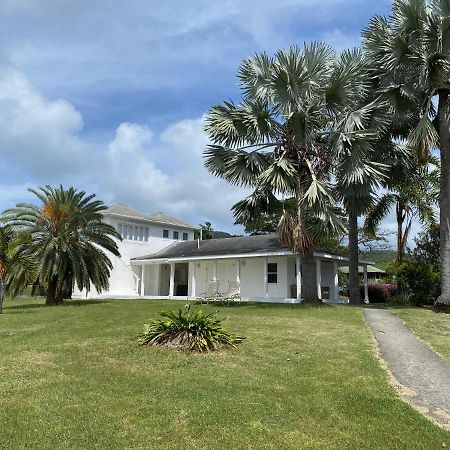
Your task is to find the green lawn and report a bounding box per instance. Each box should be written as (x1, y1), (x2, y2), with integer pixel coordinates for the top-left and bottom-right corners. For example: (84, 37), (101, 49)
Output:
(1, 298), (449, 449)
(391, 306), (450, 363)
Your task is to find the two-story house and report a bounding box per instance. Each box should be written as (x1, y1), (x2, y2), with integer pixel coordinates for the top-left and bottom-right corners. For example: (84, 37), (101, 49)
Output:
(75, 203), (373, 303)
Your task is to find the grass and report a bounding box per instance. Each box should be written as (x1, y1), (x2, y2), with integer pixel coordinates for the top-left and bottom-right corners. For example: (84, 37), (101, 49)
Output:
(0, 298), (449, 449)
(391, 306), (450, 363)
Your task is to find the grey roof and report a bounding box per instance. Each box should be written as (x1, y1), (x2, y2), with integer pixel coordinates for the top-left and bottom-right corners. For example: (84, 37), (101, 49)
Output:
(340, 265), (386, 274)
(132, 234), (290, 261)
(104, 204), (197, 229)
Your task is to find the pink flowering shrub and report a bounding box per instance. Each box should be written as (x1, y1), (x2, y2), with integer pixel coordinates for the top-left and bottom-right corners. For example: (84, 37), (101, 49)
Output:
(379, 283), (398, 298)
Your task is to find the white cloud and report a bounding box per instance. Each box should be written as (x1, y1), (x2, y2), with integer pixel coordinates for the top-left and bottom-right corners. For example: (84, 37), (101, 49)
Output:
(102, 118), (248, 230)
(321, 28), (360, 52)
(0, 66), (87, 179)
(0, 64), (247, 231)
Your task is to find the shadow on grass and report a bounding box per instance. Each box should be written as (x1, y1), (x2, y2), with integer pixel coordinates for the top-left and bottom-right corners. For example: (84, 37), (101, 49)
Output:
(4, 299), (111, 313)
(196, 301), (335, 310)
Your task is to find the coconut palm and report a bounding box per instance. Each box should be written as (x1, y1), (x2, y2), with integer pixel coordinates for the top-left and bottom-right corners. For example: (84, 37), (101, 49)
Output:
(365, 154), (439, 264)
(362, 0), (450, 308)
(3, 186), (121, 306)
(204, 44), (390, 303)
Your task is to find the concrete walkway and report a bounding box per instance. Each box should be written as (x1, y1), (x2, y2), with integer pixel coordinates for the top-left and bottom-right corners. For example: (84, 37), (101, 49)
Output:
(364, 308), (450, 428)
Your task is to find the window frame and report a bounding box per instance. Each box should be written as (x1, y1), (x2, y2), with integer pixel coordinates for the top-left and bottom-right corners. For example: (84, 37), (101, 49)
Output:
(267, 262), (278, 284)
(173, 230), (179, 240)
(182, 232), (188, 241)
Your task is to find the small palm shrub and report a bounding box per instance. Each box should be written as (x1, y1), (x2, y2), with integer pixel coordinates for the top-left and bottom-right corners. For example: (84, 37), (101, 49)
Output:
(139, 305), (245, 353)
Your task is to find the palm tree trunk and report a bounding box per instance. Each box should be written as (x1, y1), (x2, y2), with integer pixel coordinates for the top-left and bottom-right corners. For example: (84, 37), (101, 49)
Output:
(348, 210), (361, 304)
(0, 279), (4, 314)
(396, 202), (404, 264)
(46, 277), (63, 306)
(436, 89), (450, 311)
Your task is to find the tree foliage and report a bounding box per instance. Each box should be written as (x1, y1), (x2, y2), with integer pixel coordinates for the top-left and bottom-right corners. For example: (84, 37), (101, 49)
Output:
(2, 185), (121, 306)
(362, 0), (450, 307)
(204, 44), (390, 257)
(365, 154), (439, 263)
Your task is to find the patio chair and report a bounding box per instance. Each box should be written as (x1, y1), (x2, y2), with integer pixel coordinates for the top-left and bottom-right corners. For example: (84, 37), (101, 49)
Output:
(197, 280), (222, 304)
(221, 281), (241, 305)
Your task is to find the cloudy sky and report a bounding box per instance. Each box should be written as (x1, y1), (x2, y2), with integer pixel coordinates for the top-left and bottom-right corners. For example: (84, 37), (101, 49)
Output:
(0, 0), (402, 238)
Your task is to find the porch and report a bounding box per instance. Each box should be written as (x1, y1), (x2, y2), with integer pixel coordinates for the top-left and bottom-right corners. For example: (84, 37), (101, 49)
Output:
(131, 252), (372, 304)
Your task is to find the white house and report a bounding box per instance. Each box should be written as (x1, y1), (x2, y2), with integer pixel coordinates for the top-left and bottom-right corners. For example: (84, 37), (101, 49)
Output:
(75, 204), (372, 303)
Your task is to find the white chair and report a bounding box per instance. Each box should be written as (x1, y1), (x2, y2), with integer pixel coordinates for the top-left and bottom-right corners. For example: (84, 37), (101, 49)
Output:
(221, 281), (241, 304)
(197, 280), (222, 303)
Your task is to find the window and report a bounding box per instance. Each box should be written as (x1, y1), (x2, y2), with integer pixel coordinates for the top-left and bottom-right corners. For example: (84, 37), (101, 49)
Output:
(173, 231), (179, 240)
(118, 223), (149, 242)
(268, 263), (278, 284)
(182, 232), (188, 241)
(163, 229), (169, 238)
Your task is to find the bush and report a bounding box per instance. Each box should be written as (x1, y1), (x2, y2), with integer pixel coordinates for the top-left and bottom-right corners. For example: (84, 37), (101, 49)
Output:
(389, 291), (413, 305)
(359, 283), (397, 303)
(139, 305), (245, 353)
(396, 262), (440, 306)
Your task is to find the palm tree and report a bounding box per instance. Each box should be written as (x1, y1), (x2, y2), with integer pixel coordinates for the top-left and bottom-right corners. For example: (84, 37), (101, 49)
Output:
(204, 44), (389, 303)
(0, 225), (37, 313)
(362, 0), (450, 309)
(3, 186), (121, 306)
(365, 154), (439, 264)
(0, 225), (14, 313)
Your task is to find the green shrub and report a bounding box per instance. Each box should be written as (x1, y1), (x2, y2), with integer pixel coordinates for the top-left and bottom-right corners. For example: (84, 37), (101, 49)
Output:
(389, 291), (413, 305)
(396, 262), (440, 306)
(139, 305), (245, 353)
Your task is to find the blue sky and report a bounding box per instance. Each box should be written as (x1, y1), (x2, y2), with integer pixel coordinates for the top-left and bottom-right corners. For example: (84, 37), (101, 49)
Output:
(0, 0), (405, 239)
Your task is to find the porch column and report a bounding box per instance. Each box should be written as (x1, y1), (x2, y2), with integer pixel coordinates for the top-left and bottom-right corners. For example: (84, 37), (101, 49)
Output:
(169, 262), (175, 297)
(333, 261), (339, 302)
(316, 258), (322, 300)
(236, 259), (241, 295)
(264, 257), (269, 299)
(140, 264), (146, 296)
(363, 264), (369, 303)
(213, 260), (218, 281)
(296, 256), (302, 302)
(191, 262), (196, 297)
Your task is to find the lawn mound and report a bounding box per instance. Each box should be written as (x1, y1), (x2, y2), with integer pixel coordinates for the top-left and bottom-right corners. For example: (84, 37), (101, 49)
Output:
(138, 305), (244, 353)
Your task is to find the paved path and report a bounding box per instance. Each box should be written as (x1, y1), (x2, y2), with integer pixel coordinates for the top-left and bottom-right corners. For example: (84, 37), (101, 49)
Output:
(364, 308), (450, 428)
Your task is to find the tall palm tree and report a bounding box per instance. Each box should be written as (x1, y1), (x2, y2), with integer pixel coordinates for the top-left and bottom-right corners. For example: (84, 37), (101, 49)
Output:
(204, 44), (389, 303)
(363, 0), (450, 309)
(3, 186), (121, 306)
(365, 154), (439, 264)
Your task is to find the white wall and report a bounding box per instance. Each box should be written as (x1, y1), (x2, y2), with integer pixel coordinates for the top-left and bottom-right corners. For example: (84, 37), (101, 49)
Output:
(73, 214), (195, 299)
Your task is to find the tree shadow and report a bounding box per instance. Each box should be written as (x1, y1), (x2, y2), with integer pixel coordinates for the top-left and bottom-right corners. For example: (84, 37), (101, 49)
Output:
(3, 299), (111, 313)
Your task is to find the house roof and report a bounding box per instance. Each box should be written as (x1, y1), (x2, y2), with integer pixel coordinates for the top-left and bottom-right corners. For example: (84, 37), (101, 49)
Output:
(132, 234), (290, 261)
(104, 204), (197, 229)
(340, 265), (386, 274)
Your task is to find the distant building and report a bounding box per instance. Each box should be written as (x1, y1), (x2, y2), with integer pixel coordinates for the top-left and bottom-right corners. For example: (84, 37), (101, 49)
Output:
(340, 265), (386, 282)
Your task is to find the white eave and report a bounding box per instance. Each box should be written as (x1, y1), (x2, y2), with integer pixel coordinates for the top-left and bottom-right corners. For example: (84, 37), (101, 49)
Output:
(131, 250), (374, 265)
(104, 211), (198, 230)
(313, 251), (375, 266)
